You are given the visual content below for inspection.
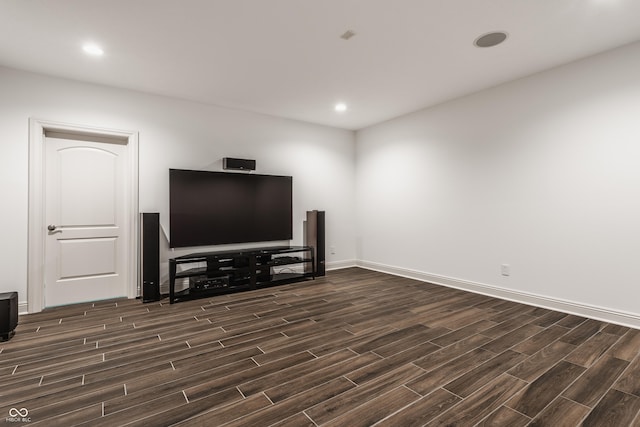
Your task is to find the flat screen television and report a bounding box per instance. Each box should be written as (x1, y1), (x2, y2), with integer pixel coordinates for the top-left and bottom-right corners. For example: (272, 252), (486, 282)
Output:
(169, 169), (292, 248)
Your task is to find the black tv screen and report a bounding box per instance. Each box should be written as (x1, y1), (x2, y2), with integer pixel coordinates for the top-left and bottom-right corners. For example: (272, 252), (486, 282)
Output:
(169, 169), (292, 248)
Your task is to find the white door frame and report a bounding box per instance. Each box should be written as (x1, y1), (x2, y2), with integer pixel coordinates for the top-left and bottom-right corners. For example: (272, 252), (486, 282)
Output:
(28, 118), (139, 313)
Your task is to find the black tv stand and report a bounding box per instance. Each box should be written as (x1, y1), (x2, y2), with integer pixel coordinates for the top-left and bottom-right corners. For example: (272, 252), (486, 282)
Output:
(168, 246), (315, 304)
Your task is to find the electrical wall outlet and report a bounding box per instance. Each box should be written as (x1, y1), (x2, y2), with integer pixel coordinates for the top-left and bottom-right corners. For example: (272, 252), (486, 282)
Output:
(330, 246), (336, 255)
(501, 264), (510, 276)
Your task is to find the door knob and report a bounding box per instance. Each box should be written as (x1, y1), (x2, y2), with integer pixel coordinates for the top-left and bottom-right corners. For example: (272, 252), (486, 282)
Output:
(47, 224), (57, 231)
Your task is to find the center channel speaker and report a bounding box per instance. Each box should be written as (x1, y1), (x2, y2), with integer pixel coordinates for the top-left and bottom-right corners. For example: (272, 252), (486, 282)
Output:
(305, 210), (325, 276)
(139, 212), (161, 302)
(223, 157), (256, 171)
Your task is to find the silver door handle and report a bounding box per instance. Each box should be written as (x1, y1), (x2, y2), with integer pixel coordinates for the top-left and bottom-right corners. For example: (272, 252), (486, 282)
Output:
(47, 224), (57, 231)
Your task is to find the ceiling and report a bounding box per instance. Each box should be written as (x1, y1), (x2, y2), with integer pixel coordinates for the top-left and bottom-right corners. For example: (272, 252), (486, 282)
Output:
(1, 0), (640, 131)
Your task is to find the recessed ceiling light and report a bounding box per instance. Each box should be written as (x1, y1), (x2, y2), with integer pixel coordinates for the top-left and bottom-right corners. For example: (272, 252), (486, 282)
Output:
(82, 43), (104, 56)
(334, 103), (347, 112)
(474, 31), (508, 48)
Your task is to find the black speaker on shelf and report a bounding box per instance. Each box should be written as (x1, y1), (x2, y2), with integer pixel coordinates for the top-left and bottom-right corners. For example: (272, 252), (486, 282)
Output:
(140, 213), (161, 302)
(223, 157), (256, 171)
(0, 291), (18, 341)
(305, 210), (325, 277)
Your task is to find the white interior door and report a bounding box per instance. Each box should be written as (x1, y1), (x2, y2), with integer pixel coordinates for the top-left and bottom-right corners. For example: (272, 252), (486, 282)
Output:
(44, 135), (128, 307)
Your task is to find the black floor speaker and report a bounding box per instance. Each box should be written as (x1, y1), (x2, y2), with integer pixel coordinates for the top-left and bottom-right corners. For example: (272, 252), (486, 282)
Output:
(140, 213), (161, 302)
(305, 210), (325, 276)
(0, 292), (18, 341)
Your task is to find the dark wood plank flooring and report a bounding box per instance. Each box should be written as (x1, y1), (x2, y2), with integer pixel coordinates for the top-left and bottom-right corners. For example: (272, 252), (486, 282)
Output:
(1, 268), (639, 426)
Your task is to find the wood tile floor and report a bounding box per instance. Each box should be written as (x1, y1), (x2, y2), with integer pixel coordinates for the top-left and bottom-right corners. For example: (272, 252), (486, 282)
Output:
(2, 268), (640, 426)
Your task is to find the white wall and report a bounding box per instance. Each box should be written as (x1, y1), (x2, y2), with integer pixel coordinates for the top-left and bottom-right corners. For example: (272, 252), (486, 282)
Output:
(4, 40), (640, 325)
(0, 67), (357, 311)
(356, 41), (640, 327)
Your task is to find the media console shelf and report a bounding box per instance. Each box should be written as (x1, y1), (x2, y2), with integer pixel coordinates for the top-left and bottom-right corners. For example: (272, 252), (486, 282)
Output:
(169, 246), (315, 304)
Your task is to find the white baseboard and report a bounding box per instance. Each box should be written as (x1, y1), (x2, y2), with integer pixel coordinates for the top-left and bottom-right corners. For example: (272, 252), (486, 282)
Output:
(356, 260), (640, 330)
(327, 259), (357, 271)
(19, 301), (29, 315)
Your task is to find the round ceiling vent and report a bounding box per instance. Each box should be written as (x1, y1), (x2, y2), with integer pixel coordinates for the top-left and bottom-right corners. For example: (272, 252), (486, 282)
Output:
(474, 31), (508, 48)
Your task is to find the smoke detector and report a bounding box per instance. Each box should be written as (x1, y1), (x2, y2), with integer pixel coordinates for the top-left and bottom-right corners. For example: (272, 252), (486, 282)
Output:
(340, 30), (356, 40)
